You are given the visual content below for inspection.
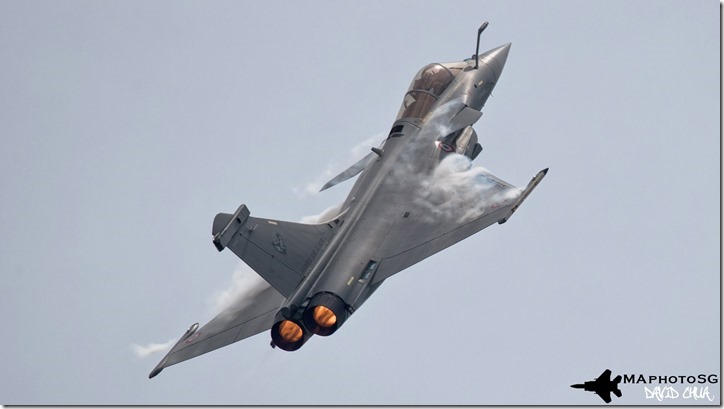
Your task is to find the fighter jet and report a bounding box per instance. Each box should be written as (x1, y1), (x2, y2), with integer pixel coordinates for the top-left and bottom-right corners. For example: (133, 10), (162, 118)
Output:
(149, 22), (547, 378)
(571, 369), (623, 403)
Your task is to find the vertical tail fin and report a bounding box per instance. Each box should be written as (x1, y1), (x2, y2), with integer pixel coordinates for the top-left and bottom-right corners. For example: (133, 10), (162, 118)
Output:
(213, 205), (335, 297)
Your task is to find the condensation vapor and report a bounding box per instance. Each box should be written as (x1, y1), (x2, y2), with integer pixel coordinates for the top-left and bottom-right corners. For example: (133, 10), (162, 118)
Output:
(131, 338), (177, 358)
(210, 262), (270, 315)
(294, 132), (384, 196)
(387, 99), (522, 223)
(299, 202), (344, 224)
(418, 154), (522, 223)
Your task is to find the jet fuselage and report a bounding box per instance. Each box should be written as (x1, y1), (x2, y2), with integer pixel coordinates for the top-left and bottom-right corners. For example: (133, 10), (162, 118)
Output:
(270, 44), (513, 350)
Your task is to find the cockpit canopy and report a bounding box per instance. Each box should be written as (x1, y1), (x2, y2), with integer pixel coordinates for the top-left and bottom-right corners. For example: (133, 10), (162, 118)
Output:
(396, 61), (468, 121)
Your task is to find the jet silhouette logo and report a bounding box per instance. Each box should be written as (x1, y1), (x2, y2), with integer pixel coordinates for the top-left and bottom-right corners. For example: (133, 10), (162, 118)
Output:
(571, 369), (623, 403)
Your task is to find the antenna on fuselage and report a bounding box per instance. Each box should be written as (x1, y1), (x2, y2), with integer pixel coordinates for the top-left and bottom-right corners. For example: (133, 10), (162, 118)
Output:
(474, 21), (489, 69)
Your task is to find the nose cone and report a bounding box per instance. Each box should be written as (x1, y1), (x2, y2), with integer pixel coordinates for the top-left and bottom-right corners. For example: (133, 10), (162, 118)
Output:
(477, 42), (511, 81)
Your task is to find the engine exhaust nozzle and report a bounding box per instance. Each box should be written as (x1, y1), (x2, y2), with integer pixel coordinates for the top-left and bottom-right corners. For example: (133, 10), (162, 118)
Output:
(270, 319), (308, 351)
(302, 292), (348, 336)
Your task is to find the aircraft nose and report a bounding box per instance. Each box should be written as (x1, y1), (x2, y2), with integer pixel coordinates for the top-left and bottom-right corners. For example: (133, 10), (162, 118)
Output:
(477, 42), (511, 81)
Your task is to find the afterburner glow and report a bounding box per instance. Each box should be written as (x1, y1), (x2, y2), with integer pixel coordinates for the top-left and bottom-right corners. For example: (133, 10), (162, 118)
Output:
(278, 320), (303, 342)
(313, 305), (337, 327)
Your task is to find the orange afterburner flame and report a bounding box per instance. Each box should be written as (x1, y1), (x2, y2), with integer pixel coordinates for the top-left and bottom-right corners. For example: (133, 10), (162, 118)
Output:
(313, 305), (337, 328)
(278, 320), (303, 342)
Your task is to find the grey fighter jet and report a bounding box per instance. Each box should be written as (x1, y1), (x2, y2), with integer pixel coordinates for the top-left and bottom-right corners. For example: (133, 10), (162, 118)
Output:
(149, 22), (547, 378)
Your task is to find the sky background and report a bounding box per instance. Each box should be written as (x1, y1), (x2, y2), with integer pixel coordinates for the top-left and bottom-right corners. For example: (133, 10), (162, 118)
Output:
(0, 0), (720, 405)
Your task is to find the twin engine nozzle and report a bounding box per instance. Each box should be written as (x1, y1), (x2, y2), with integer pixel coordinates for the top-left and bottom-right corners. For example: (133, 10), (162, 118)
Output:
(270, 292), (348, 351)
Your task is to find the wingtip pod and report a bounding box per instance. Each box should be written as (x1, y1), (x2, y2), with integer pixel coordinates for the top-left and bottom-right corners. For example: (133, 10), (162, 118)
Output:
(498, 167), (548, 224)
(148, 322), (200, 379)
(148, 366), (163, 379)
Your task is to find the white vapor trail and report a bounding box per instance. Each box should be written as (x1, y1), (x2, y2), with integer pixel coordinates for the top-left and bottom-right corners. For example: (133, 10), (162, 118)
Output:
(383, 98), (523, 223)
(209, 262), (270, 315)
(299, 202), (344, 224)
(350, 132), (384, 158)
(417, 154), (522, 223)
(293, 132), (385, 196)
(131, 338), (177, 358)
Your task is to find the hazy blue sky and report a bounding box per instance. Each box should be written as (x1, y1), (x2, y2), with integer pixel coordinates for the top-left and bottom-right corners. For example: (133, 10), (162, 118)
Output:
(0, 0), (719, 405)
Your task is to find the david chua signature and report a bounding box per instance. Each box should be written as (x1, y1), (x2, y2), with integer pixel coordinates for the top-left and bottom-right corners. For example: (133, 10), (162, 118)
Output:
(644, 386), (715, 402)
